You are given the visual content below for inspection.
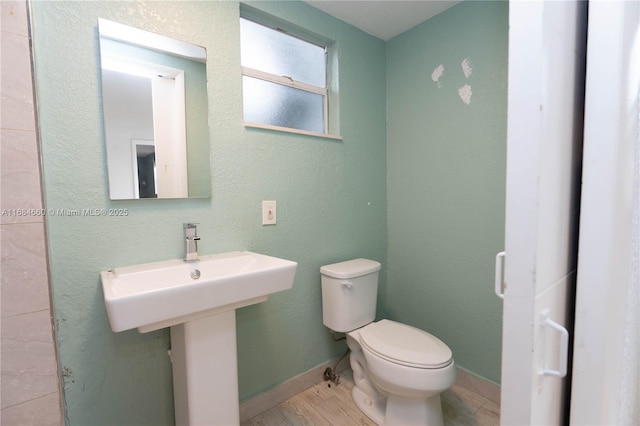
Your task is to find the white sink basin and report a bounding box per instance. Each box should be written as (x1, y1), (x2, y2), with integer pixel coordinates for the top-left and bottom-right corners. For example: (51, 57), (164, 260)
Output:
(101, 251), (297, 333)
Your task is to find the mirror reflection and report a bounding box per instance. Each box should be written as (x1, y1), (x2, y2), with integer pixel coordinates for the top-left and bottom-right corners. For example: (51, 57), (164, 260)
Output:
(98, 18), (211, 200)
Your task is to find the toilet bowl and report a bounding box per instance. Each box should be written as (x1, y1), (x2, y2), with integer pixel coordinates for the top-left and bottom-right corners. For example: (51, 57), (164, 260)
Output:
(348, 320), (456, 425)
(320, 259), (456, 426)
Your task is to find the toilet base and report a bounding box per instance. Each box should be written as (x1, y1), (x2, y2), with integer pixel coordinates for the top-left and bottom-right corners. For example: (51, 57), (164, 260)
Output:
(352, 386), (385, 425)
(385, 394), (444, 426)
(352, 386), (445, 426)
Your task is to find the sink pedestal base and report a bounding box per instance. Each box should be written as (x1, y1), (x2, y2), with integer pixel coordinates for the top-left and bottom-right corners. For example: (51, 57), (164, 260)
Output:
(170, 311), (239, 425)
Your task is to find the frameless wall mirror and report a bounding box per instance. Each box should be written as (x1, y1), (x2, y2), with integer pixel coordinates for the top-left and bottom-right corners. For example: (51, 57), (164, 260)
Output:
(98, 18), (211, 200)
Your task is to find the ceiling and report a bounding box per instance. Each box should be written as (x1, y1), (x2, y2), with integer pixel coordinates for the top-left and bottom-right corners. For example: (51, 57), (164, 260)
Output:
(304, 1), (461, 41)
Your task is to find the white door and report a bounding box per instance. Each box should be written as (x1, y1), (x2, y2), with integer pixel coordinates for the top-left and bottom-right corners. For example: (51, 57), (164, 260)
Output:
(498, 1), (587, 424)
(570, 2), (640, 424)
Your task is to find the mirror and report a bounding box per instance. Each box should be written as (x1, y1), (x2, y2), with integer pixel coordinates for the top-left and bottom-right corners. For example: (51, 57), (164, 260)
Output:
(98, 19), (211, 199)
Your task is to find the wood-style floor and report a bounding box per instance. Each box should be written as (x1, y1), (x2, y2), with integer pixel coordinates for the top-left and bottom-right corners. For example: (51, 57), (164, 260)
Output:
(242, 368), (500, 426)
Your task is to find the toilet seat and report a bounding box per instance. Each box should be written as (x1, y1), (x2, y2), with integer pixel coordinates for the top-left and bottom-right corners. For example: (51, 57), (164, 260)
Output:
(359, 320), (453, 369)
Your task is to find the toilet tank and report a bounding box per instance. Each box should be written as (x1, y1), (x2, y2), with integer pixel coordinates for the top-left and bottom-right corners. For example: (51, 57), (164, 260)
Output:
(320, 258), (381, 332)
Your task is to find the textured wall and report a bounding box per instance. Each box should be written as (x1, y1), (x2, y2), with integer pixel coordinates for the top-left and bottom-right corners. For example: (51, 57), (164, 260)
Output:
(30, 1), (386, 424)
(385, 1), (508, 384)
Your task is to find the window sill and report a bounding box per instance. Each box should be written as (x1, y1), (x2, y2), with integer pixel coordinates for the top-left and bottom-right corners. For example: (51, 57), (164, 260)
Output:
(243, 122), (343, 141)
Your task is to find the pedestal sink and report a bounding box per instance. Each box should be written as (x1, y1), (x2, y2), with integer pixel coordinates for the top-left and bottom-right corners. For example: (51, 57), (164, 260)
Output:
(100, 251), (297, 425)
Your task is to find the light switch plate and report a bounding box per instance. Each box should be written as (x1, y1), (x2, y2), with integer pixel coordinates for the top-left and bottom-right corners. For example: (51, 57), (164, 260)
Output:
(262, 200), (276, 225)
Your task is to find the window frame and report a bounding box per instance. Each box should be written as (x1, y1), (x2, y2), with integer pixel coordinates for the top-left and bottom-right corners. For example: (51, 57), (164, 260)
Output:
(240, 15), (341, 140)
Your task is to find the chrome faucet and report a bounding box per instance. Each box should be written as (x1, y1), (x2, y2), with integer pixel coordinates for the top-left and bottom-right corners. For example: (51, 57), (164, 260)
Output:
(183, 223), (201, 262)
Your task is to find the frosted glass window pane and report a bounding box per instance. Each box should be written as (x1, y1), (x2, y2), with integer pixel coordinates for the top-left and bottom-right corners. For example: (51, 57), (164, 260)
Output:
(243, 76), (324, 133)
(240, 18), (326, 87)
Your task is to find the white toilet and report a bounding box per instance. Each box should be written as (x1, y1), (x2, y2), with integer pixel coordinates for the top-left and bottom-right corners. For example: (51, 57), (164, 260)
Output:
(320, 258), (456, 426)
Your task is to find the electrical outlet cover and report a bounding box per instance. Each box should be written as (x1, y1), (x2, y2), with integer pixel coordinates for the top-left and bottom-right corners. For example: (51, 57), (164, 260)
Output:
(262, 200), (276, 225)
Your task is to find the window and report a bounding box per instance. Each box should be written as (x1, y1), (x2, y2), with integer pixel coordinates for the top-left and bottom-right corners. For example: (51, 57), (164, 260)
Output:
(240, 16), (334, 137)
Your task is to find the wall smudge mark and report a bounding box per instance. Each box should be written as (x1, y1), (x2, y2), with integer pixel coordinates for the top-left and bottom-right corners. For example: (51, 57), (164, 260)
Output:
(431, 64), (445, 88)
(461, 58), (473, 78)
(458, 84), (472, 105)
(62, 366), (76, 389)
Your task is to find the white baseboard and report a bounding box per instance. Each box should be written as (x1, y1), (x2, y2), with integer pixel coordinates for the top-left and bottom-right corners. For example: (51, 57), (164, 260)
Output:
(239, 357), (349, 422)
(240, 359), (500, 422)
(454, 367), (501, 405)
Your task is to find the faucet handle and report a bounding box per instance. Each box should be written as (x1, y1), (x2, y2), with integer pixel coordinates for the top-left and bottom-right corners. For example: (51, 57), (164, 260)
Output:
(183, 223), (201, 263)
(183, 223), (200, 241)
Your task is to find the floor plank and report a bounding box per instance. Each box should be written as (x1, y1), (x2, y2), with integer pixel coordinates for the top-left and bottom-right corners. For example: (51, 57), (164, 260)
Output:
(279, 394), (331, 426)
(241, 406), (292, 426)
(315, 396), (359, 425)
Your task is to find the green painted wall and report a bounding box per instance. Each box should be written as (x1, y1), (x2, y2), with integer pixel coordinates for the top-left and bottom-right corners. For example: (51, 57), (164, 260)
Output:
(385, 1), (508, 384)
(30, 1), (386, 424)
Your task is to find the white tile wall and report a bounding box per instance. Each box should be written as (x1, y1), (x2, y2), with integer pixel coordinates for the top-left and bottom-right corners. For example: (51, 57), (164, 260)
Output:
(1, 1), (63, 424)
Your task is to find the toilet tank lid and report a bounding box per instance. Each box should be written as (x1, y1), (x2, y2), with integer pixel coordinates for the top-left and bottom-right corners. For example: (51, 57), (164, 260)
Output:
(320, 258), (381, 279)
